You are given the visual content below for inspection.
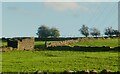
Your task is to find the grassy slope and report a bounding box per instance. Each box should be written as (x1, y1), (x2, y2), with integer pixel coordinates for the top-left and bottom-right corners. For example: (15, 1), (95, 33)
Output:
(69, 38), (118, 47)
(2, 50), (118, 72)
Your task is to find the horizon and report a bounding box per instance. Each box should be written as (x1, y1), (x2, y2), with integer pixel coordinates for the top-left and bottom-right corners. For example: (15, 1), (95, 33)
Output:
(1, 1), (119, 38)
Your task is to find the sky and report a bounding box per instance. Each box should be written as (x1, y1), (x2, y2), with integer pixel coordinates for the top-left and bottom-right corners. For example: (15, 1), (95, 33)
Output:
(1, 0), (120, 37)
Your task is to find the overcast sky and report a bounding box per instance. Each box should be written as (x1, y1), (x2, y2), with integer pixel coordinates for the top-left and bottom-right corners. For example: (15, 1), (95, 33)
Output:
(1, 0), (119, 37)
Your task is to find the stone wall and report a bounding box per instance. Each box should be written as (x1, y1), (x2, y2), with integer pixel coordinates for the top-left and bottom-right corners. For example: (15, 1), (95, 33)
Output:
(47, 46), (120, 51)
(0, 47), (13, 52)
(47, 39), (79, 47)
(1, 69), (120, 74)
(46, 38), (120, 51)
(17, 38), (34, 50)
(7, 37), (34, 50)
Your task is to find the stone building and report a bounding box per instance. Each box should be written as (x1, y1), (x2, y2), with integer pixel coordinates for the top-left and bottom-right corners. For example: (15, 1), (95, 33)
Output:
(7, 37), (34, 50)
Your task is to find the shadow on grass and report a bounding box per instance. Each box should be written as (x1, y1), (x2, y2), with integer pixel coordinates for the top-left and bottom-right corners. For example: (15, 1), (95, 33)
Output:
(45, 46), (120, 52)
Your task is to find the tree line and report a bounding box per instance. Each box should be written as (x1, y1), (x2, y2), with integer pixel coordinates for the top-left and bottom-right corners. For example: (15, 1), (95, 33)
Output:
(36, 25), (120, 38)
(79, 25), (120, 37)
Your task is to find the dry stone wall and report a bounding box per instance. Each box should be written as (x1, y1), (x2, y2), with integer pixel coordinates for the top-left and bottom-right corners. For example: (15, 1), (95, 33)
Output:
(17, 38), (34, 50)
(7, 37), (34, 50)
(47, 39), (79, 47)
(47, 38), (120, 51)
(47, 46), (116, 51)
(0, 46), (13, 52)
(1, 69), (120, 74)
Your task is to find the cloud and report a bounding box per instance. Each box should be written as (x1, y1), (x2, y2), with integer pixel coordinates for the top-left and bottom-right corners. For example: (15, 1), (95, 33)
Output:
(44, 2), (80, 11)
(6, 6), (41, 17)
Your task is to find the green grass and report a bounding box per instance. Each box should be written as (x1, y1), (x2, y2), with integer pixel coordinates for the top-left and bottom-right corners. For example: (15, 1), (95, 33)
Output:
(69, 38), (118, 47)
(0, 52), (2, 72)
(1, 38), (119, 72)
(2, 50), (119, 72)
(1, 41), (7, 47)
(34, 41), (45, 49)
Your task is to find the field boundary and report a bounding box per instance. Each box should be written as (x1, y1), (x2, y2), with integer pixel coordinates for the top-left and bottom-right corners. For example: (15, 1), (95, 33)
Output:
(47, 46), (120, 52)
(1, 70), (120, 74)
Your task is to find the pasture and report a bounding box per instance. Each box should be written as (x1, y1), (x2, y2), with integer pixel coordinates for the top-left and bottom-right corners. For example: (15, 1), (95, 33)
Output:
(2, 50), (119, 72)
(69, 38), (118, 47)
(1, 38), (119, 72)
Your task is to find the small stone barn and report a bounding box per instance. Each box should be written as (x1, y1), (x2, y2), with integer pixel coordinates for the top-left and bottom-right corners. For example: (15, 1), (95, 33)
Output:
(7, 37), (34, 50)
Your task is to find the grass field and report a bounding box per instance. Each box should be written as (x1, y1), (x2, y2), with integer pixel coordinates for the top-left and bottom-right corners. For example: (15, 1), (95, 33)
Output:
(1, 38), (119, 72)
(69, 38), (118, 47)
(2, 50), (119, 72)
